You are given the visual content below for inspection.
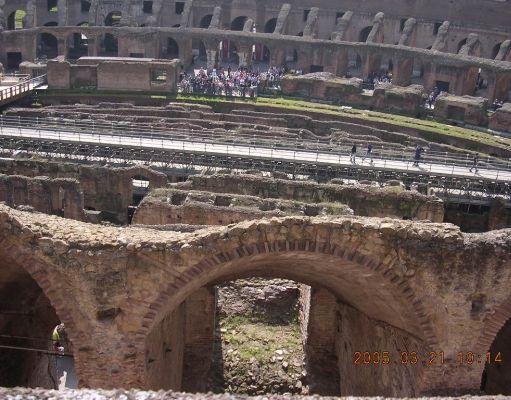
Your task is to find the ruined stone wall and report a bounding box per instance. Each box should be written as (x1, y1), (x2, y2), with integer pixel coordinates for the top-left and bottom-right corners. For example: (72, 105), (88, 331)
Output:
(180, 174), (444, 222)
(0, 205), (510, 393)
(0, 159), (168, 224)
(132, 188), (353, 226)
(0, 173), (85, 220)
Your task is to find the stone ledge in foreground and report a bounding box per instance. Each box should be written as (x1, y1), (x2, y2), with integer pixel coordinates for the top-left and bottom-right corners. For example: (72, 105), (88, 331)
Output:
(1, 388), (511, 400)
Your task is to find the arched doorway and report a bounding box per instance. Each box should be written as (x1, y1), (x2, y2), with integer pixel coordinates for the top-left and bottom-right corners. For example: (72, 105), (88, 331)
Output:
(199, 14), (213, 28)
(100, 33), (118, 56)
(0, 252), (77, 388)
(165, 38), (179, 59)
(264, 17), (277, 34)
(359, 26), (372, 42)
(457, 38), (468, 53)
(68, 32), (88, 59)
(230, 16), (248, 31)
(492, 42), (502, 60)
(252, 44), (270, 65)
(7, 10), (26, 30)
(104, 11), (122, 26)
(141, 222), (435, 397)
(218, 40), (239, 66)
(37, 33), (59, 60)
(192, 39), (207, 65)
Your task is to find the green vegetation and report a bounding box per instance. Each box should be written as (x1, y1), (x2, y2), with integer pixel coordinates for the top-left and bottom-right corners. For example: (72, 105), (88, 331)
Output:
(221, 315), (301, 362)
(14, 10), (26, 29)
(217, 314), (305, 395)
(35, 88), (510, 151)
(175, 94), (511, 150)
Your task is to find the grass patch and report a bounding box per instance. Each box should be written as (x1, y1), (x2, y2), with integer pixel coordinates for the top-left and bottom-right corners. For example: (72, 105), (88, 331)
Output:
(220, 314), (301, 363)
(175, 94), (511, 150)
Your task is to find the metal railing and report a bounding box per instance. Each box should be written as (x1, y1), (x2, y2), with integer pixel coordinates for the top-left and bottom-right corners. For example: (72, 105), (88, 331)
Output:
(0, 115), (509, 176)
(0, 75), (46, 103)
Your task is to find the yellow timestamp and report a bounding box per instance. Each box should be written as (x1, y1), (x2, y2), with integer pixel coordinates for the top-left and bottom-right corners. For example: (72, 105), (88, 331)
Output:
(353, 351), (503, 366)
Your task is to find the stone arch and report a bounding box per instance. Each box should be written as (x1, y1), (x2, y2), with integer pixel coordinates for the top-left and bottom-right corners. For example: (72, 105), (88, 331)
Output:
(164, 37), (179, 58)
(7, 9), (26, 30)
(44, 21), (58, 26)
(359, 26), (372, 42)
(192, 38), (207, 62)
(0, 220), (92, 387)
(104, 10), (121, 26)
(199, 14), (212, 28)
(68, 31), (88, 59)
(492, 42), (502, 60)
(37, 32), (58, 59)
(77, 21), (89, 26)
(218, 39), (239, 65)
(252, 43), (270, 63)
(474, 295), (511, 394)
(457, 37), (467, 53)
(99, 32), (118, 56)
(139, 219), (439, 393)
(264, 17), (277, 33)
(230, 15), (247, 31)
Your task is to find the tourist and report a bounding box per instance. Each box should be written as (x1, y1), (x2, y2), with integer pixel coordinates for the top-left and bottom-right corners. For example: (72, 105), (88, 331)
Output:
(350, 144), (357, 163)
(362, 143), (373, 164)
(413, 145), (424, 167)
(177, 65), (287, 98)
(469, 153), (479, 173)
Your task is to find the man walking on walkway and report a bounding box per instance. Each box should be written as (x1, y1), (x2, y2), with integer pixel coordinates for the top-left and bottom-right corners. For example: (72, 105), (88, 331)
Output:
(350, 144), (357, 163)
(362, 143), (373, 164)
(413, 145), (424, 167)
(469, 153), (479, 173)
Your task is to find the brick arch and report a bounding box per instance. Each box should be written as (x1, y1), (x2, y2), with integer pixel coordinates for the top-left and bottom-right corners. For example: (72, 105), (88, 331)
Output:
(138, 222), (439, 348)
(0, 231), (94, 387)
(474, 295), (511, 355)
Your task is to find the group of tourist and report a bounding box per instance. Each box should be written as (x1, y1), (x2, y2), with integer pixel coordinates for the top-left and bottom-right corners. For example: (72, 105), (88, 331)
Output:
(178, 66), (286, 97)
(491, 99), (506, 111)
(425, 86), (442, 109)
(365, 70), (393, 86)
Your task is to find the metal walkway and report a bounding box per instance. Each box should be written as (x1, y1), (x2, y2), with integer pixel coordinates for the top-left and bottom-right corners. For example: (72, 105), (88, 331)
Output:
(0, 75), (46, 107)
(0, 116), (509, 199)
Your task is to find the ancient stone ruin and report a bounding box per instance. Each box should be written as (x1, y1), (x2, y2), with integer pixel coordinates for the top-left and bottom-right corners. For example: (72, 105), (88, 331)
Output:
(0, 0), (509, 399)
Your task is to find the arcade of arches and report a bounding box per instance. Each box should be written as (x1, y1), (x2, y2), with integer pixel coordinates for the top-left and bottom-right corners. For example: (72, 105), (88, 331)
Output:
(0, 204), (510, 395)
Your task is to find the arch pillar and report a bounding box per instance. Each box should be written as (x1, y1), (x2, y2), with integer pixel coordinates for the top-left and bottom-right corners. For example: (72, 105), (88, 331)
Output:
(393, 57), (414, 86)
(362, 52), (381, 77)
(87, 34), (101, 57)
(270, 48), (285, 67)
(205, 42), (218, 70)
(57, 37), (67, 57)
(237, 44), (252, 68)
